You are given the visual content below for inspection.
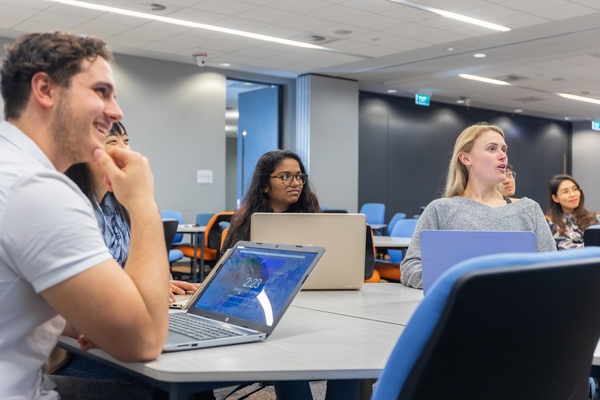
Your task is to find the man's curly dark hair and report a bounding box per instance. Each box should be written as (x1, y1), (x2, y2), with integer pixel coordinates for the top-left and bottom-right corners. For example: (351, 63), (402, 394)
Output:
(1, 32), (112, 120)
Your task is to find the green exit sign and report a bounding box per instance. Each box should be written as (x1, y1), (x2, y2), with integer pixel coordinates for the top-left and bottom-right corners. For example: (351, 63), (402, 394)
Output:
(593, 121), (600, 131)
(415, 94), (430, 106)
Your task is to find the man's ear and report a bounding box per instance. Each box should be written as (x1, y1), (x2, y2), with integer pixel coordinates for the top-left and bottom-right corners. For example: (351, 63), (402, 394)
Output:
(458, 152), (471, 166)
(30, 72), (56, 109)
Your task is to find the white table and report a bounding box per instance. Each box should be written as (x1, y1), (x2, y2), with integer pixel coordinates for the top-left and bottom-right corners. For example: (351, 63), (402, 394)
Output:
(176, 225), (206, 282)
(58, 283), (422, 400)
(373, 236), (411, 259)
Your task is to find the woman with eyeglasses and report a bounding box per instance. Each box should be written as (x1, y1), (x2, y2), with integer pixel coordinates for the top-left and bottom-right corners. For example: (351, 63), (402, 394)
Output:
(498, 163), (516, 197)
(400, 123), (556, 288)
(221, 150), (359, 400)
(547, 174), (600, 250)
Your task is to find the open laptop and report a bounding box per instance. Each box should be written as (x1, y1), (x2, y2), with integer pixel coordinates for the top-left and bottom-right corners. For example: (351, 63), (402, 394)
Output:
(164, 241), (325, 352)
(420, 230), (536, 295)
(250, 213), (367, 290)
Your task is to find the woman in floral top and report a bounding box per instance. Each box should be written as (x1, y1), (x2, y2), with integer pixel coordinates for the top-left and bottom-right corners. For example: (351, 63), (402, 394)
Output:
(547, 174), (600, 250)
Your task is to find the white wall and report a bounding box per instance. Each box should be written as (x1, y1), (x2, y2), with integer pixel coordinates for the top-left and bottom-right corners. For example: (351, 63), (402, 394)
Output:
(573, 121), (600, 212)
(297, 74), (359, 212)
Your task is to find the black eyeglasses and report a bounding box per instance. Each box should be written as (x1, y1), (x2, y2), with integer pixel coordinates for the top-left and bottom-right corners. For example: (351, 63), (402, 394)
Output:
(507, 171), (516, 179)
(270, 173), (307, 186)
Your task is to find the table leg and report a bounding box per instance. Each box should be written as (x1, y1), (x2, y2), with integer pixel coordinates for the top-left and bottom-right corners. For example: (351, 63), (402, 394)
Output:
(192, 232), (198, 283)
(168, 382), (188, 400)
(200, 232), (205, 282)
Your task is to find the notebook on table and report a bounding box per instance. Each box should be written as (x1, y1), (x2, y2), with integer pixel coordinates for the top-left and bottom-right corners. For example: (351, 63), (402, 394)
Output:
(250, 213), (367, 290)
(420, 230), (536, 295)
(164, 241), (325, 352)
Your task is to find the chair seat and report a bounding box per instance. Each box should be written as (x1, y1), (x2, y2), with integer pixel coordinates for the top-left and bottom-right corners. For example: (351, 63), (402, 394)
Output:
(169, 249), (183, 263)
(175, 245), (218, 261)
(375, 262), (401, 281)
(364, 268), (380, 283)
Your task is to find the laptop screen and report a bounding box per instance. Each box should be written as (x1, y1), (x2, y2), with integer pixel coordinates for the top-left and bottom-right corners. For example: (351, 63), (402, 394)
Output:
(192, 246), (318, 326)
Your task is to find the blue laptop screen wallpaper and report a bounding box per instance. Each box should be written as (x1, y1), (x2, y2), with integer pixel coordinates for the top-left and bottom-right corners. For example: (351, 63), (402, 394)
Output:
(193, 246), (317, 326)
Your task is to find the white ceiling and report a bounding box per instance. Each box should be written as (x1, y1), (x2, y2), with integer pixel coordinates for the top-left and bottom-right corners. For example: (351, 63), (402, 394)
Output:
(3, 0), (600, 120)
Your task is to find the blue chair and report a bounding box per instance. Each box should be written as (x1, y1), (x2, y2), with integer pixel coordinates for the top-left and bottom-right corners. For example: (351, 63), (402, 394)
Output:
(373, 247), (600, 400)
(412, 214), (420, 219)
(388, 219), (418, 263)
(160, 210), (186, 245)
(196, 213), (214, 227)
(359, 203), (385, 225)
(387, 213), (406, 236)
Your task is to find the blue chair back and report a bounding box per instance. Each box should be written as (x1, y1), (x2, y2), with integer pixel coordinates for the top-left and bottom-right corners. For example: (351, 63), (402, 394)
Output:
(373, 247), (600, 400)
(359, 203), (385, 225)
(196, 213), (214, 227)
(387, 213), (406, 236)
(160, 210), (184, 244)
(388, 219), (418, 263)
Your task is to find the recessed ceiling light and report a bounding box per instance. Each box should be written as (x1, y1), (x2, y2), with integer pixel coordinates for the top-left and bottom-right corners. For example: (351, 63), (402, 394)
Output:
(459, 74), (511, 86)
(245, 82), (254, 86)
(565, 117), (571, 120)
(334, 30), (352, 35)
(45, 0), (350, 53)
(445, 47), (455, 52)
(387, 89), (397, 93)
(456, 99), (465, 104)
(473, 53), (486, 58)
(514, 109), (523, 113)
(387, 0), (510, 32)
(557, 93), (600, 105)
(219, 63), (231, 67)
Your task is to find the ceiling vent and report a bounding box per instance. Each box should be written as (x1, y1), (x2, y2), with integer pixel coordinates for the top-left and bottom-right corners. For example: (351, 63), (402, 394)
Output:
(289, 33), (339, 45)
(135, 3), (167, 12)
(495, 74), (529, 82)
(511, 96), (545, 103)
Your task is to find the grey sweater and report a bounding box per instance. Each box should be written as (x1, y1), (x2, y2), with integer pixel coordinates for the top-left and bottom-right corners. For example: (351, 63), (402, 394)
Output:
(400, 196), (557, 288)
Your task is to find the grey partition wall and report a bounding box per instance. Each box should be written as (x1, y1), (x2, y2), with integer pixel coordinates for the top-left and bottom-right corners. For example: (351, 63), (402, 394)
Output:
(359, 92), (571, 222)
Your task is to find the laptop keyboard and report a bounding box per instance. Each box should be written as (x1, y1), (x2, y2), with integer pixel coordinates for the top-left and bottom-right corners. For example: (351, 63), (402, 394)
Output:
(169, 314), (243, 341)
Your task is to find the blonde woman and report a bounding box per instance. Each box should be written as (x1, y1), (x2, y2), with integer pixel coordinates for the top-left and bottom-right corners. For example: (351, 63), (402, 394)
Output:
(400, 123), (556, 288)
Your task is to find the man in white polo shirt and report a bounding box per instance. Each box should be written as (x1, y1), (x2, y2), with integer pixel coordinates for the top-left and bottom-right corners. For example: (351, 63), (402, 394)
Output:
(0, 32), (169, 399)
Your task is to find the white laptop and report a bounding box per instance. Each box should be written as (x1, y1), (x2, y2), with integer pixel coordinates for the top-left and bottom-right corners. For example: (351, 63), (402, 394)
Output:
(250, 213), (366, 290)
(164, 241), (325, 352)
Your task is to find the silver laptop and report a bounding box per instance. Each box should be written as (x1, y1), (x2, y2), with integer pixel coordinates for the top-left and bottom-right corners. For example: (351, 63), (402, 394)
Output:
(164, 241), (325, 352)
(420, 230), (537, 295)
(250, 213), (366, 290)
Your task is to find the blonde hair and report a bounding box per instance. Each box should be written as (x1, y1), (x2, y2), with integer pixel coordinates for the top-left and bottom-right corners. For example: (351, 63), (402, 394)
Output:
(444, 123), (505, 198)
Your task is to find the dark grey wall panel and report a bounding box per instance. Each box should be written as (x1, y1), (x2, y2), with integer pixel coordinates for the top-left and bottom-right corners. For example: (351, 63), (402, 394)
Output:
(359, 92), (572, 223)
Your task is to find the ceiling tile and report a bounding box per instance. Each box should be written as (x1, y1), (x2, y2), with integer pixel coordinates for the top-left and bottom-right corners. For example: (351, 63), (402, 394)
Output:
(343, 0), (399, 13)
(188, 37), (251, 52)
(324, 38), (369, 51)
(166, 0), (207, 6)
(106, 34), (154, 48)
(419, 0), (490, 12)
(138, 20), (191, 33)
(160, 33), (207, 47)
(411, 30), (469, 45)
(500, 0), (571, 13)
(46, 3), (105, 18)
(268, 0), (332, 14)
(175, 46), (227, 58)
(347, 14), (405, 30)
(11, 20), (69, 33)
(449, 24), (497, 38)
(119, 26), (177, 40)
(28, 11), (89, 28)
(166, 8), (228, 24)
(0, 16), (20, 29)
(533, 4), (598, 21)
(383, 23), (440, 39)
(181, 28), (232, 40)
(0, 3), (40, 19)
(140, 41), (194, 54)
(212, 16), (267, 31)
(209, 52), (260, 63)
(94, 12), (150, 27)
(234, 46), (281, 57)
(462, 4), (521, 19)
(383, 5), (434, 22)
(573, 0), (600, 11)
(491, 13), (550, 29)
(251, 24), (303, 38)
(379, 38), (431, 51)
(235, 7), (298, 23)
(191, 0), (257, 15)
(239, 0), (277, 5)
(276, 15), (336, 31)
(416, 15), (469, 30)
(0, 0), (52, 10)
(351, 45), (399, 57)
(77, 19), (135, 35)
(307, 5), (371, 23)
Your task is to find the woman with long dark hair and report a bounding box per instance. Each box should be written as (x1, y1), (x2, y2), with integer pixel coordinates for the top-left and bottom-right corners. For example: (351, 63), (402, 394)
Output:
(222, 149), (320, 250)
(547, 174), (600, 250)
(222, 149), (359, 400)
